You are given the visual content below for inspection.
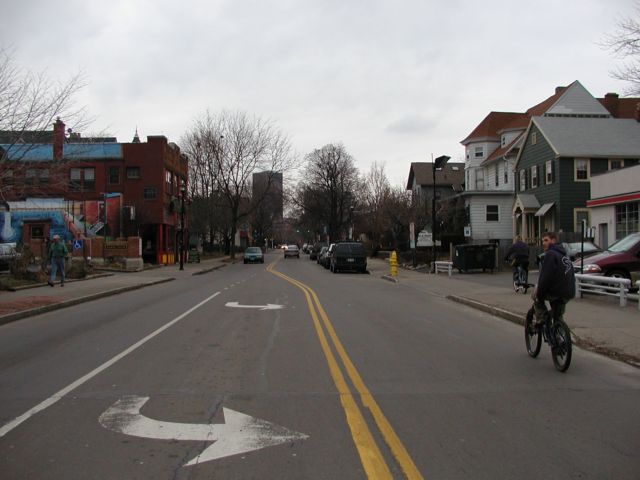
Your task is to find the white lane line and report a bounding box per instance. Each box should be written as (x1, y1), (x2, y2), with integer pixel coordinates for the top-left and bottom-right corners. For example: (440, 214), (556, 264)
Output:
(0, 291), (221, 438)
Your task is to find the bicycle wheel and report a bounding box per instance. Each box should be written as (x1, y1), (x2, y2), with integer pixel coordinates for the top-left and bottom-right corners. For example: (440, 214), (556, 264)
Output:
(525, 307), (542, 358)
(551, 319), (572, 372)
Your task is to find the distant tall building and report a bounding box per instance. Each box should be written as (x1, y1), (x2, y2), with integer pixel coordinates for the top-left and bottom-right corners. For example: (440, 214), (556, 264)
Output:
(252, 171), (283, 221)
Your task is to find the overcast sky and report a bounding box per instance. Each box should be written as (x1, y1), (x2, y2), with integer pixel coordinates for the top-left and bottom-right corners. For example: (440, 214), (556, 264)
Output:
(1, 0), (635, 187)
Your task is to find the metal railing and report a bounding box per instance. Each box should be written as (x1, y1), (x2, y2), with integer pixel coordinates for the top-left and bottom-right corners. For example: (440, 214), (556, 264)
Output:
(575, 274), (632, 308)
(434, 261), (453, 277)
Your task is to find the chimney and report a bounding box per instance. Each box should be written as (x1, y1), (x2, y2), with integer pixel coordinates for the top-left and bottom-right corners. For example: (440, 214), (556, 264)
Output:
(53, 117), (65, 161)
(555, 86), (565, 95)
(603, 92), (619, 117)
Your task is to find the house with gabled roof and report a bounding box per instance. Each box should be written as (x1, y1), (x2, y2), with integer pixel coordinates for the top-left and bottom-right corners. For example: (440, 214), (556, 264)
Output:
(514, 115), (640, 241)
(460, 80), (640, 245)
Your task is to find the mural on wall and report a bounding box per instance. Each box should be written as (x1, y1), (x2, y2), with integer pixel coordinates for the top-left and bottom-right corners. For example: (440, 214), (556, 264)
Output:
(0, 194), (123, 244)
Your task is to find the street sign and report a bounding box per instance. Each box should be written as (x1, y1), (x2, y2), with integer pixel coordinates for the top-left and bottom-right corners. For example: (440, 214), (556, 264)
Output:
(225, 302), (284, 311)
(99, 395), (309, 466)
(417, 230), (432, 247)
(72, 239), (83, 250)
(464, 226), (471, 238)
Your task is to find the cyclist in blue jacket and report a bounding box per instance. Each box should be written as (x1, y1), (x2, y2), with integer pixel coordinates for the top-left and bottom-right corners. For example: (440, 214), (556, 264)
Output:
(533, 232), (576, 324)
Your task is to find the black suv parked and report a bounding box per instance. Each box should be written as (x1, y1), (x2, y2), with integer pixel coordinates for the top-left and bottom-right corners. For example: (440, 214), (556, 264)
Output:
(309, 242), (327, 261)
(330, 242), (367, 273)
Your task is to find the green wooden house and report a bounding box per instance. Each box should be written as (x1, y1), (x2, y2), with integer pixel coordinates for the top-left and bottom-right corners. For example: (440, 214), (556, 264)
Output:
(514, 116), (640, 241)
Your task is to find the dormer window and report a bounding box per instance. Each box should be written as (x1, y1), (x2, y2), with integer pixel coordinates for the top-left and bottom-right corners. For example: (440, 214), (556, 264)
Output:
(474, 146), (483, 158)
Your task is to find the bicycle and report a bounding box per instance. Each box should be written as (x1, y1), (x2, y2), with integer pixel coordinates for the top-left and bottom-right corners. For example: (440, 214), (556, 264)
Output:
(524, 300), (572, 372)
(508, 260), (532, 294)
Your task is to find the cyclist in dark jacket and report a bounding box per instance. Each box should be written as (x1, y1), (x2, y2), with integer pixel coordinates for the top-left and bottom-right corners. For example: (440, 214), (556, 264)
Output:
(533, 232), (575, 323)
(505, 235), (529, 291)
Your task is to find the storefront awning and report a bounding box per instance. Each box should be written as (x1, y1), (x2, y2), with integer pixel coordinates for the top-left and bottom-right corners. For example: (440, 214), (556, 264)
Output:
(535, 202), (555, 217)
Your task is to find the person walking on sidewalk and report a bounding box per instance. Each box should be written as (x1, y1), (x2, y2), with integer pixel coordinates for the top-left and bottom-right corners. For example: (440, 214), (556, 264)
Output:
(505, 235), (530, 292)
(532, 232), (575, 324)
(48, 235), (69, 287)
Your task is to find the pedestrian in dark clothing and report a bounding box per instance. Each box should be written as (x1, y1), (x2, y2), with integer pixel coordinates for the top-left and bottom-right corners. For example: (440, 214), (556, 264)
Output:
(533, 232), (575, 323)
(505, 235), (530, 291)
(48, 235), (68, 287)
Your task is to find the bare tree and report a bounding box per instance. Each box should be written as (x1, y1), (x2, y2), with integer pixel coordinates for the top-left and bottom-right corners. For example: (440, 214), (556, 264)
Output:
(182, 110), (293, 258)
(294, 144), (360, 242)
(601, 2), (640, 95)
(361, 161), (391, 247)
(0, 47), (89, 200)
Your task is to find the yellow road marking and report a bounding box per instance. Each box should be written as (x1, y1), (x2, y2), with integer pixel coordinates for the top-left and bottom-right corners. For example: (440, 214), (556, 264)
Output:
(267, 261), (424, 480)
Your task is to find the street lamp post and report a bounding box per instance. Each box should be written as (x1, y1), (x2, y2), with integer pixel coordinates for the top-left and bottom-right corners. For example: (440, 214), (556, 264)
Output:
(432, 155), (450, 272)
(179, 185), (186, 271)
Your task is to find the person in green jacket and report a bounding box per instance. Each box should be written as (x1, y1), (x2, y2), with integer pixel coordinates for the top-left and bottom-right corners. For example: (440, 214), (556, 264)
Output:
(48, 235), (69, 286)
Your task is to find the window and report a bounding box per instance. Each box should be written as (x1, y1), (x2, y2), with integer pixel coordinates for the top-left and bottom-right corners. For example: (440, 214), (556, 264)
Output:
(494, 166), (499, 187)
(545, 160), (553, 184)
(25, 169), (36, 185)
(109, 166), (120, 184)
(531, 165), (538, 188)
(574, 159), (590, 181)
(519, 170), (526, 191)
(474, 146), (483, 158)
(615, 202), (639, 239)
(143, 187), (157, 199)
(475, 169), (484, 190)
(83, 168), (95, 191)
(4, 170), (13, 188)
(531, 132), (537, 145)
(30, 225), (44, 239)
(486, 205), (499, 222)
(165, 170), (174, 194)
(574, 209), (590, 233)
(69, 168), (82, 191)
(126, 166), (141, 179)
(609, 159), (624, 170)
(504, 161), (509, 184)
(39, 169), (49, 184)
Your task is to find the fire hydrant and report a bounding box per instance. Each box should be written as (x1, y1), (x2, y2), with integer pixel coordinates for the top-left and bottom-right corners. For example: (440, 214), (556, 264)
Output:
(389, 250), (398, 279)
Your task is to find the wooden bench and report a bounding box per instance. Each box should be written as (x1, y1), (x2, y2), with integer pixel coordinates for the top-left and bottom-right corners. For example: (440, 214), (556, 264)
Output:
(434, 261), (453, 277)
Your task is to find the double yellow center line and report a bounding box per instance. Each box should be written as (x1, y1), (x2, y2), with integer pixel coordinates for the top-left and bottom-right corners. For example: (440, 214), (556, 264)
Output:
(267, 261), (423, 479)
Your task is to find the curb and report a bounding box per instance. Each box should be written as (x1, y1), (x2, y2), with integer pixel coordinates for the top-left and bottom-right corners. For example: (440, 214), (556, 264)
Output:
(8, 273), (115, 292)
(0, 277), (175, 327)
(381, 274), (399, 283)
(192, 263), (227, 276)
(446, 294), (640, 369)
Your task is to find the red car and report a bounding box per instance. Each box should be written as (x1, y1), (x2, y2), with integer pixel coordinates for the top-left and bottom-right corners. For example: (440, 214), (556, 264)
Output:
(575, 232), (640, 281)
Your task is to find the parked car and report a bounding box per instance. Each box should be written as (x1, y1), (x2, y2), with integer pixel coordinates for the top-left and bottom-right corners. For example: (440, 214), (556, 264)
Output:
(284, 244), (300, 258)
(574, 232), (640, 280)
(322, 243), (336, 269)
(244, 246), (264, 264)
(561, 241), (602, 261)
(0, 243), (20, 270)
(330, 242), (367, 273)
(317, 246), (328, 265)
(310, 242), (327, 261)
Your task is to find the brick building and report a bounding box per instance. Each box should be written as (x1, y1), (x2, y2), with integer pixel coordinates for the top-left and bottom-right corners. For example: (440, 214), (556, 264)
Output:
(0, 119), (188, 264)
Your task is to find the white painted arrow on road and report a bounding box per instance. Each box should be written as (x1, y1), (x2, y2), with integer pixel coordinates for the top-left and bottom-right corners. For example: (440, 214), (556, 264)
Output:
(99, 396), (308, 467)
(225, 302), (284, 310)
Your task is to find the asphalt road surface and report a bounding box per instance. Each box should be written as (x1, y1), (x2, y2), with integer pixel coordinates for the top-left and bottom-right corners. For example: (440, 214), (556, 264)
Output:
(1, 252), (638, 479)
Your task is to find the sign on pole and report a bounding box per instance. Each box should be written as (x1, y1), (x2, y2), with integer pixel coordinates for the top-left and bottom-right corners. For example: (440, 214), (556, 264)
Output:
(73, 239), (83, 250)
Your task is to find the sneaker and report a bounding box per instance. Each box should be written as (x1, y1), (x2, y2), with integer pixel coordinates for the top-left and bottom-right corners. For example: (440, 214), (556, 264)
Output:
(48, 281), (54, 287)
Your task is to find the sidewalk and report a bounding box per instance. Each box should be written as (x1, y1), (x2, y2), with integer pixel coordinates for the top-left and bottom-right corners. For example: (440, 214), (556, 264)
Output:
(0, 257), (230, 325)
(368, 257), (640, 368)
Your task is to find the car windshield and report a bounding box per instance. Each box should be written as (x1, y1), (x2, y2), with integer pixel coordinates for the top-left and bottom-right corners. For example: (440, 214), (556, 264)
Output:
(245, 247), (261, 254)
(335, 243), (365, 254)
(607, 233), (640, 253)
(287, 245), (299, 250)
(566, 242), (599, 253)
